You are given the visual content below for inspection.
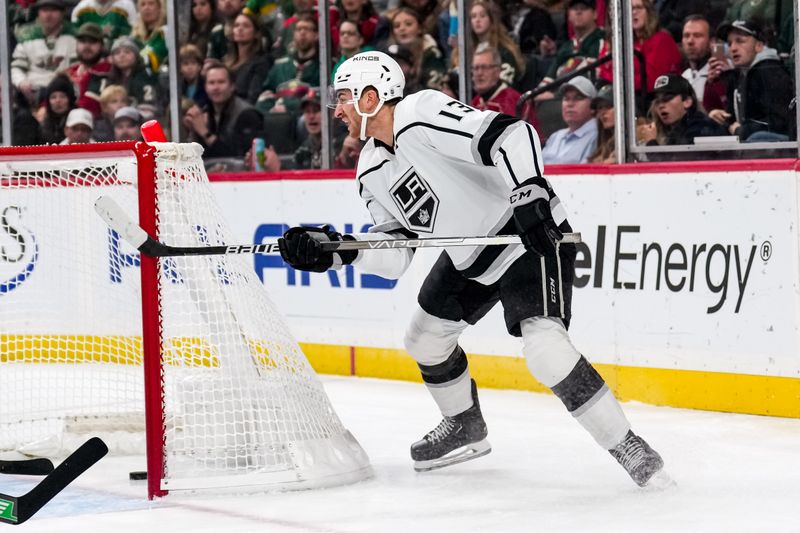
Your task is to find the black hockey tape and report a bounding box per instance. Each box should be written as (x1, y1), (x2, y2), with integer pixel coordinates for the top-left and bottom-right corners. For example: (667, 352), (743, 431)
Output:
(417, 346), (468, 385)
(550, 355), (606, 412)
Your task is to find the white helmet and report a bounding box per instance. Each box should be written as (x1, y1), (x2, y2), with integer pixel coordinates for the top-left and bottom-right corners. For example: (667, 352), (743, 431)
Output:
(333, 51), (405, 140)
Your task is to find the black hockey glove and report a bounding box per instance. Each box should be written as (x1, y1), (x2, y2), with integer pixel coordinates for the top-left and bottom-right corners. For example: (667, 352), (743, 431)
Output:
(278, 225), (357, 272)
(513, 196), (562, 258)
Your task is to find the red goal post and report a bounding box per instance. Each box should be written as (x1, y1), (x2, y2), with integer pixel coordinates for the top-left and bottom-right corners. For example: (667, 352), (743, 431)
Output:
(0, 141), (371, 499)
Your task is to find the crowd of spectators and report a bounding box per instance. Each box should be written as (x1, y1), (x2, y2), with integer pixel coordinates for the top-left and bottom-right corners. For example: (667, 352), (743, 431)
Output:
(3, 0), (798, 168)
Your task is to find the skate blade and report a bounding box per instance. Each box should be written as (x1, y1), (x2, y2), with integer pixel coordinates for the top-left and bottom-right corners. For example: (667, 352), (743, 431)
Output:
(413, 439), (491, 472)
(642, 469), (677, 491)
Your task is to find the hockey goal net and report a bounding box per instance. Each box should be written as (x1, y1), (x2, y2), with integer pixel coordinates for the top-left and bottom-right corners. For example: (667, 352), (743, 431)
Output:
(0, 141), (371, 498)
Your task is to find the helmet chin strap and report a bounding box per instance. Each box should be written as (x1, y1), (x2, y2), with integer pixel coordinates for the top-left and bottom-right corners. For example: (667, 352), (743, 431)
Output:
(354, 98), (385, 141)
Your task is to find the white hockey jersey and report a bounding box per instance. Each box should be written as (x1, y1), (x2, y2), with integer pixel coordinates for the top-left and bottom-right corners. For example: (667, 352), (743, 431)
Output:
(352, 89), (569, 285)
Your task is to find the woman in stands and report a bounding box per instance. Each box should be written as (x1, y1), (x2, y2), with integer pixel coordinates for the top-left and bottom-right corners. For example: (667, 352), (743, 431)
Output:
(336, 0), (380, 46)
(131, 0), (168, 73)
(388, 7), (447, 90)
(588, 83), (615, 163)
(375, 0), (448, 54)
(450, 0), (525, 86)
(38, 75), (76, 145)
(187, 0), (218, 62)
(333, 20), (375, 77)
(597, 0), (680, 96)
(224, 12), (273, 104)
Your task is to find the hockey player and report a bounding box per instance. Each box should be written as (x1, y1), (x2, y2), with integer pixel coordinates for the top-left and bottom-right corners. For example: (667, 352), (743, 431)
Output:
(278, 51), (665, 487)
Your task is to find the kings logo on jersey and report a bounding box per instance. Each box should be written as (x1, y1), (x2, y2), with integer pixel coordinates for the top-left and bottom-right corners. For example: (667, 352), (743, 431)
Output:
(390, 169), (439, 233)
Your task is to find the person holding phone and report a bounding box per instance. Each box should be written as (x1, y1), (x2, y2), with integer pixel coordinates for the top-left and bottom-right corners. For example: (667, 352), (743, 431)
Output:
(681, 14), (727, 113)
(708, 19), (794, 142)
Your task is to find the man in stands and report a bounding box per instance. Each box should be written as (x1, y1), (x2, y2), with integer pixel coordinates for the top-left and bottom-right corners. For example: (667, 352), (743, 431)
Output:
(470, 43), (520, 116)
(65, 23), (111, 117)
(709, 19), (794, 142)
(60, 107), (95, 144)
(681, 14), (726, 113)
(112, 105), (142, 141)
(535, 0), (604, 101)
(259, 13), (320, 100)
(541, 76), (598, 164)
(184, 62), (266, 158)
(644, 74), (726, 145)
(11, 0), (76, 107)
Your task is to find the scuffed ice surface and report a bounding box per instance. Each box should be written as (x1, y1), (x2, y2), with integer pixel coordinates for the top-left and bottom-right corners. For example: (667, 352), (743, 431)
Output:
(2, 376), (798, 532)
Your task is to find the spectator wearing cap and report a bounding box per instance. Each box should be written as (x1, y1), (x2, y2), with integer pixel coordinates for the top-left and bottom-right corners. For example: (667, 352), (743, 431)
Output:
(60, 107), (95, 144)
(184, 62), (266, 158)
(71, 0), (138, 50)
(112, 105), (142, 140)
(38, 74), (76, 144)
(588, 83), (615, 163)
(292, 90), (324, 169)
(87, 36), (160, 112)
(535, 0), (604, 101)
(470, 43), (521, 117)
(65, 23), (112, 117)
(332, 20), (375, 78)
(387, 7), (446, 90)
(11, 0), (77, 106)
(541, 76), (598, 164)
(643, 74), (725, 146)
(598, 0), (681, 95)
(386, 44), (423, 95)
(259, 13), (321, 103)
(709, 19), (794, 142)
(681, 14), (726, 113)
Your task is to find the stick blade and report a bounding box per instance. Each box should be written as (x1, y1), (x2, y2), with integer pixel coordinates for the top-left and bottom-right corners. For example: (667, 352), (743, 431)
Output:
(0, 459), (55, 476)
(94, 196), (149, 249)
(9, 438), (108, 525)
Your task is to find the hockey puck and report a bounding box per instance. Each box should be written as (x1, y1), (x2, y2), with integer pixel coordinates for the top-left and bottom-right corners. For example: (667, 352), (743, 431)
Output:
(129, 471), (147, 481)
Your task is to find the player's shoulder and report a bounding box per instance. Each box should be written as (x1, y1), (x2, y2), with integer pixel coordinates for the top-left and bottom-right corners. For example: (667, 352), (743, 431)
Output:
(356, 138), (394, 179)
(394, 90), (450, 126)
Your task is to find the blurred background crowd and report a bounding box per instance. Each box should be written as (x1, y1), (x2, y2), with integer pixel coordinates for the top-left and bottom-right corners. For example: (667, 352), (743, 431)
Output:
(2, 0), (798, 170)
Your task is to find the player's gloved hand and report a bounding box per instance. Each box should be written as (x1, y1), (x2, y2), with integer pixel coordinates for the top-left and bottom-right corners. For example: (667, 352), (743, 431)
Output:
(278, 225), (357, 272)
(513, 197), (562, 257)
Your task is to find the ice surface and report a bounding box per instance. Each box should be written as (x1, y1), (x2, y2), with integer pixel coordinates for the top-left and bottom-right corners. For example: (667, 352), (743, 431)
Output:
(2, 376), (798, 532)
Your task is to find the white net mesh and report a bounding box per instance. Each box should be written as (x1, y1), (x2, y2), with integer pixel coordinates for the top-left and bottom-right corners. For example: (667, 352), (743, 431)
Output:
(0, 143), (371, 493)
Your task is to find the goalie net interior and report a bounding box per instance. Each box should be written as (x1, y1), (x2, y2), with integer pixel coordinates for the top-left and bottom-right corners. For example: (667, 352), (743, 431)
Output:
(0, 142), (371, 498)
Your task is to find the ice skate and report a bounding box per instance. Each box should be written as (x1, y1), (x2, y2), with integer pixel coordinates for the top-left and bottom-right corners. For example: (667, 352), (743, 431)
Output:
(411, 380), (491, 472)
(609, 430), (665, 487)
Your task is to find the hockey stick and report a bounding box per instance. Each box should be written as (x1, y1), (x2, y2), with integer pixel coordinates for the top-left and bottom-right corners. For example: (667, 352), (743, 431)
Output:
(94, 196), (581, 258)
(0, 437), (108, 525)
(0, 459), (54, 476)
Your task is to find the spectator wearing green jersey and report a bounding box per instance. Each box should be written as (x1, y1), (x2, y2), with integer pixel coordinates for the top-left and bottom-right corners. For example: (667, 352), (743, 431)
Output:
(256, 12), (319, 113)
(86, 36), (160, 113)
(71, 0), (138, 50)
(131, 0), (167, 73)
(12, 0), (76, 106)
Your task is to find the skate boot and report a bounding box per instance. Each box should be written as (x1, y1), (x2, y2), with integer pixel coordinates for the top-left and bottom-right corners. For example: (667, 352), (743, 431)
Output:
(410, 379), (491, 472)
(609, 430), (664, 487)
